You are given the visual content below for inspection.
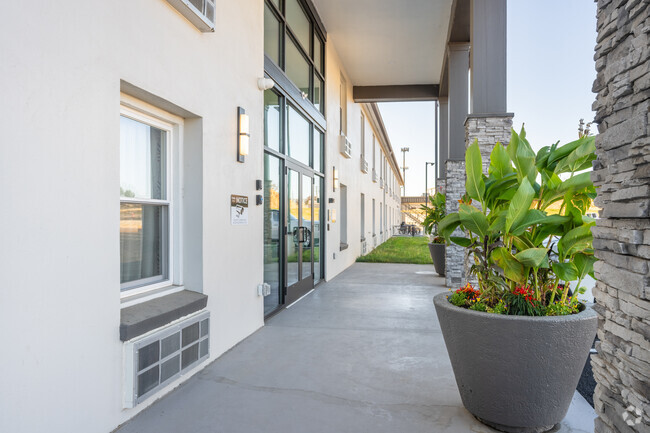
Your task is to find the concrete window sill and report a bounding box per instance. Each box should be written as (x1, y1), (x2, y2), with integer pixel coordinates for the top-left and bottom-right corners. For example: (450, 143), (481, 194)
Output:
(120, 290), (208, 341)
(340, 243), (349, 251)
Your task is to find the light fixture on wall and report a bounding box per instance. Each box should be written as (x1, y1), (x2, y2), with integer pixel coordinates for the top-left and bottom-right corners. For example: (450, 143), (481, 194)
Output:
(333, 167), (339, 192)
(257, 77), (275, 90)
(237, 107), (249, 163)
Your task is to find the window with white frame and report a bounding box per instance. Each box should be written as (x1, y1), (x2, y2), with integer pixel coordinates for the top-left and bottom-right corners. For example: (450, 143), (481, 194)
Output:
(166, 0), (215, 32)
(120, 101), (183, 294)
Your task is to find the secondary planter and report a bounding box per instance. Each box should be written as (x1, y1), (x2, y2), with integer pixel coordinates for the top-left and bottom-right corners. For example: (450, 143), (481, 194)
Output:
(428, 242), (445, 276)
(433, 293), (597, 433)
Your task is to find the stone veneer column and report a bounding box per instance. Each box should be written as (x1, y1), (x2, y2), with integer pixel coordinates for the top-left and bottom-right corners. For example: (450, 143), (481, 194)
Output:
(591, 1), (650, 432)
(463, 114), (513, 285)
(445, 159), (466, 288)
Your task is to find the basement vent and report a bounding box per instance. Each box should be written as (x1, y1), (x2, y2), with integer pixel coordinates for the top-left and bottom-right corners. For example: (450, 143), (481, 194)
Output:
(123, 311), (210, 408)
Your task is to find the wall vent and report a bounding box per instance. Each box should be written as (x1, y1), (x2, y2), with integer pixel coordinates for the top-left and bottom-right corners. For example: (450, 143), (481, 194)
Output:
(123, 311), (210, 408)
(339, 134), (352, 158)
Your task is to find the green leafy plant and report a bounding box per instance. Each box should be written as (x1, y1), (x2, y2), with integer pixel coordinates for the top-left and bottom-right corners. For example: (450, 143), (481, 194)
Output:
(439, 124), (597, 316)
(421, 192), (446, 243)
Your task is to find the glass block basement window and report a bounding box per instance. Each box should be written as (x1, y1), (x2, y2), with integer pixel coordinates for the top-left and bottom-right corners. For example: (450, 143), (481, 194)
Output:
(123, 311), (210, 408)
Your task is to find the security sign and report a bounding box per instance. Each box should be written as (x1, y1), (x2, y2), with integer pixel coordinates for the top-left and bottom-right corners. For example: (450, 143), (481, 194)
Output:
(231, 195), (249, 225)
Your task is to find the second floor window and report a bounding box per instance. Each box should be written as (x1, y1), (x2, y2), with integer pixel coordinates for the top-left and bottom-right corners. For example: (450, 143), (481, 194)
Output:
(264, 0), (325, 114)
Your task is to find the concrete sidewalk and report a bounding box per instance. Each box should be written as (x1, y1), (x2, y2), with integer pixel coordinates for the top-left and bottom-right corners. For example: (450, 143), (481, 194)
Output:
(116, 263), (596, 433)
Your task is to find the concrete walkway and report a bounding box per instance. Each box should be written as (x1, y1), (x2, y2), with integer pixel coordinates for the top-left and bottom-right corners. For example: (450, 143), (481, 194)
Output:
(116, 263), (596, 433)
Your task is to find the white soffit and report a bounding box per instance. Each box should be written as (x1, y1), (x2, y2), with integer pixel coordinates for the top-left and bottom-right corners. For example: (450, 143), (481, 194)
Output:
(312, 0), (453, 86)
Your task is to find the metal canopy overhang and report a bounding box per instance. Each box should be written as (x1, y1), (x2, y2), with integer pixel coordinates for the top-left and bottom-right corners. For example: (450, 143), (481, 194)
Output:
(310, 0), (455, 103)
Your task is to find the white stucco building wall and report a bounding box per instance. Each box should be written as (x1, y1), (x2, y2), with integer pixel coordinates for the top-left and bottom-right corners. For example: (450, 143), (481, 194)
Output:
(323, 44), (402, 281)
(0, 1), (402, 432)
(0, 1), (265, 432)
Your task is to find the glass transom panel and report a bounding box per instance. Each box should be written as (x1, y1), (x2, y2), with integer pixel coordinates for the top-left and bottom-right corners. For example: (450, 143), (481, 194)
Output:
(286, 0), (310, 53)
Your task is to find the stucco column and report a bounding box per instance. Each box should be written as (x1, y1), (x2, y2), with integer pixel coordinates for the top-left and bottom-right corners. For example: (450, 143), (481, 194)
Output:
(591, 1), (650, 431)
(470, 0), (507, 114)
(444, 44), (470, 287)
(447, 44), (470, 161)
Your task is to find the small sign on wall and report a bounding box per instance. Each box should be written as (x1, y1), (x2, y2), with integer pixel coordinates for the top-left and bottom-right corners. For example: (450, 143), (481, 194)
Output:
(231, 195), (249, 225)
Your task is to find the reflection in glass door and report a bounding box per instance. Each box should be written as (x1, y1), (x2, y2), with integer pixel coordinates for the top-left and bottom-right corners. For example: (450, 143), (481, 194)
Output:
(263, 154), (282, 316)
(285, 165), (314, 305)
(302, 174), (313, 281)
(313, 178), (322, 284)
(286, 169), (300, 289)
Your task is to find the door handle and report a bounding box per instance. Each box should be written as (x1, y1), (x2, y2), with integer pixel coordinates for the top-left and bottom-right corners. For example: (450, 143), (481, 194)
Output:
(292, 227), (305, 243)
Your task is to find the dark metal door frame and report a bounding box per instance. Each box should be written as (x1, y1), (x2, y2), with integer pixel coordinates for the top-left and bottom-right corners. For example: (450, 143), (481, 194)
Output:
(284, 162), (314, 305)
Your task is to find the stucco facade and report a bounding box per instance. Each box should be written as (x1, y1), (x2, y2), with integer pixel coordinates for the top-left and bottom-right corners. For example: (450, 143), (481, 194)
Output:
(0, 1), (401, 432)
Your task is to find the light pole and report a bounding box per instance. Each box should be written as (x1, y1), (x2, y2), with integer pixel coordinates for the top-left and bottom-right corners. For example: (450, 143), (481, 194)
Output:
(425, 161), (435, 205)
(400, 147), (409, 195)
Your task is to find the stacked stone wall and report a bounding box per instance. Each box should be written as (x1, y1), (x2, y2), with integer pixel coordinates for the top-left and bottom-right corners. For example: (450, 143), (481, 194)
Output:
(592, 0), (650, 431)
(445, 160), (466, 288)
(465, 115), (514, 173)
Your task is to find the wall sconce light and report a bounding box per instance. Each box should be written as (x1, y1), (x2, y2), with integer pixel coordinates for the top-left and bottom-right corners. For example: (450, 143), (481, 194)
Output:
(333, 167), (339, 192)
(257, 77), (275, 90)
(237, 107), (249, 163)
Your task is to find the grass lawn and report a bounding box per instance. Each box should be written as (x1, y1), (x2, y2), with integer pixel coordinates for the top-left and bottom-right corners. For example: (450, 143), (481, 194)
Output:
(356, 236), (433, 265)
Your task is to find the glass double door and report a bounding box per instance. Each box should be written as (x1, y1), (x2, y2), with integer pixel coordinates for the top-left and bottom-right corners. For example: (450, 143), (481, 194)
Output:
(285, 163), (315, 305)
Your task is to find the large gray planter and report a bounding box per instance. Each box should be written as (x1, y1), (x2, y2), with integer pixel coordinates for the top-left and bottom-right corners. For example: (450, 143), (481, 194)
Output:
(433, 293), (597, 433)
(428, 242), (445, 276)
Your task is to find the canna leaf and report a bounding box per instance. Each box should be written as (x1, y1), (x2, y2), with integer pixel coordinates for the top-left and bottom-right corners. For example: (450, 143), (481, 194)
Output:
(489, 143), (513, 179)
(505, 177), (535, 234)
(450, 236), (473, 247)
(488, 211), (507, 233)
(574, 253), (597, 280)
(535, 145), (552, 171)
(557, 223), (594, 260)
(465, 139), (485, 202)
(459, 204), (489, 239)
(492, 247), (527, 283)
(552, 262), (579, 282)
(517, 133), (538, 185)
(510, 209), (548, 236)
(557, 172), (593, 194)
(547, 137), (584, 168)
(438, 213), (461, 239)
(514, 248), (549, 268)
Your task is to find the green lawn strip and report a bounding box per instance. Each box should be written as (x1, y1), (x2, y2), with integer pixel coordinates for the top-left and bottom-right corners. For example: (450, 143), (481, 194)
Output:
(356, 236), (433, 264)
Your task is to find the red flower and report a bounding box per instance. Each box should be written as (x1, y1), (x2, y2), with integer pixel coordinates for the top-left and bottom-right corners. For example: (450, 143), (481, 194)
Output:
(513, 285), (535, 304)
(455, 283), (480, 300)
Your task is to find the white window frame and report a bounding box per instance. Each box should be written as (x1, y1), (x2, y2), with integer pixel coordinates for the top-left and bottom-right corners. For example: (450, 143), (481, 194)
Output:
(119, 94), (185, 300)
(165, 0), (216, 32)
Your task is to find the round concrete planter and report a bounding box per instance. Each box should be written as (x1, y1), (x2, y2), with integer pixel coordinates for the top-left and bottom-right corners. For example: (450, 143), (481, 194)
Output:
(433, 293), (597, 433)
(428, 242), (445, 276)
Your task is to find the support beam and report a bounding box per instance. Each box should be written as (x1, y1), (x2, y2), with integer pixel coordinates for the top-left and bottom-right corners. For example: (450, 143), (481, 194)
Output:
(437, 97), (449, 179)
(470, 0), (507, 114)
(447, 43), (470, 161)
(353, 85), (439, 103)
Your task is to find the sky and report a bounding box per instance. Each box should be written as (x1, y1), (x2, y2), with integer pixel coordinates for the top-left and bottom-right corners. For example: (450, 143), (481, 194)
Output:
(379, 0), (598, 196)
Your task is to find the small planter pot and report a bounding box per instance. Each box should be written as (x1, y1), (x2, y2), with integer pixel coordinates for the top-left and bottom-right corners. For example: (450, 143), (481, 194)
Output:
(428, 242), (446, 276)
(433, 293), (597, 433)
